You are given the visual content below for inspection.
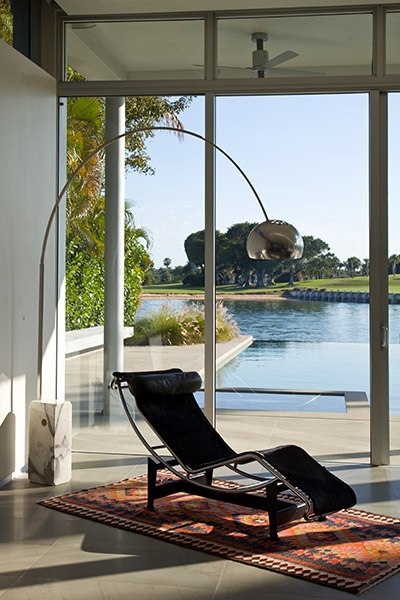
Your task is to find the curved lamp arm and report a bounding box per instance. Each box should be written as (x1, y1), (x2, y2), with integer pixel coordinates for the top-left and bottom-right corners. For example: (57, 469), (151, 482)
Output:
(40, 126), (268, 268)
(37, 125), (299, 400)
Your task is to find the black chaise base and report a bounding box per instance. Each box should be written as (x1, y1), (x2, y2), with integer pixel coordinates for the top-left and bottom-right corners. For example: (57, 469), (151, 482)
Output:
(146, 457), (307, 540)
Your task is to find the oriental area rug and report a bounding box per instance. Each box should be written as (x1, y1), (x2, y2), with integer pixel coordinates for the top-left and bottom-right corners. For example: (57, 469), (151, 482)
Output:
(39, 473), (400, 595)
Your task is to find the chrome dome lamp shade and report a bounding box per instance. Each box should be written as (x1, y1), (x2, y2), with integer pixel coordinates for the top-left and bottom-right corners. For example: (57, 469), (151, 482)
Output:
(247, 219), (304, 261)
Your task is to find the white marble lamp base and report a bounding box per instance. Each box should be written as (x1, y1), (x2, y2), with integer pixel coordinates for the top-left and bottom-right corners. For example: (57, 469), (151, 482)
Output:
(28, 400), (72, 485)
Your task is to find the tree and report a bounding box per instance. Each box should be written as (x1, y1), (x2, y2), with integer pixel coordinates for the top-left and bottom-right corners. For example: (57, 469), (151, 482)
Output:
(389, 254), (400, 277)
(123, 210), (152, 324)
(161, 257), (172, 282)
(65, 75), (192, 328)
(344, 256), (362, 278)
(183, 223), (280, 288)
(298, 236), (339, 280)
(124, 96), (191, 173)
(0, 0), (12, 46)
(301, 236), (330, 260)
(65, 72), (192, 245)
(183, 229), (231, 286)
(66, 96), (105, 253)
(184, 230), (205, 274)
(219, 222), (255, 286)
(325, 253), (341, 278)
(221, 222), (280, 287)
(182, 227), (343, 287)
(361, 258), (370, 276)
(66, 201), (152, 330)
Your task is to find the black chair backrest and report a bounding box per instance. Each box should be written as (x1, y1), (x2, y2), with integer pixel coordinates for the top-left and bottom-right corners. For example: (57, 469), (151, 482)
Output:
(126, 370), (237, 471)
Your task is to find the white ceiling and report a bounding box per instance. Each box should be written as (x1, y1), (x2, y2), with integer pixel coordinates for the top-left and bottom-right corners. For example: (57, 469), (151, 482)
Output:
(57, 0), (400, 16)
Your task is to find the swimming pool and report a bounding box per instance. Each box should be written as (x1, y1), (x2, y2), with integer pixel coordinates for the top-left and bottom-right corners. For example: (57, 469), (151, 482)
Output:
(138, 298), (400, 413)
(195, 389), (347, 412)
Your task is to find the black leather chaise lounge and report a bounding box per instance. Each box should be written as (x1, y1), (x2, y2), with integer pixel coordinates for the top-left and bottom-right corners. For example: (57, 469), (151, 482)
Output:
(110, 368), (356, 540)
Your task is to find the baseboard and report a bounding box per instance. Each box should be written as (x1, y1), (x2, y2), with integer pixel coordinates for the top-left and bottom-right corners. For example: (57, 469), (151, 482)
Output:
(0, 464), (28, 489)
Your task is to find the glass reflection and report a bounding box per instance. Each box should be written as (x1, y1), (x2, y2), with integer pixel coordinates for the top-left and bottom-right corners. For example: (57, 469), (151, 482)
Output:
(217, 13), (372, 79)
(65, 19), (204, 81)
(386, 12), (400, 75)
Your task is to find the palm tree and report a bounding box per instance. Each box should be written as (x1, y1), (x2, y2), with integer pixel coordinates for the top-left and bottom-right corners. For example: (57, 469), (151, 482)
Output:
(64, 84), (190, 329)
(389, 254), (400, 278)
(66, 96), (104, 253)
(124, 95), (191, 173)
(344, 256), (362, 278)
(361, 258), (370, 276)
(65, 72), (191, 253)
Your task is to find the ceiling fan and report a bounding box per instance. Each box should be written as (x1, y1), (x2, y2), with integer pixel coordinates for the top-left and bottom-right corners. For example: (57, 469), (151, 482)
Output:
(213, 32), (324, 78)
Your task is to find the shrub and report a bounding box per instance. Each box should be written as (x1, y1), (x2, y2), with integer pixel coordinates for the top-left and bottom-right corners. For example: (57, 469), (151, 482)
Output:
(182, 271), (204, 287)
(126, 301), (240, 346)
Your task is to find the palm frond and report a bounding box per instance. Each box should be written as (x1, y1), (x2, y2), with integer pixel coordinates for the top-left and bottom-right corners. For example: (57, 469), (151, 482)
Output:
(0, 1), (13, 46)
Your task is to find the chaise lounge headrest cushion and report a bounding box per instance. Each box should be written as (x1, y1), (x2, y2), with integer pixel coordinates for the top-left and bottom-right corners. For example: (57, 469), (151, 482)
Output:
(127, 371), (202, 399)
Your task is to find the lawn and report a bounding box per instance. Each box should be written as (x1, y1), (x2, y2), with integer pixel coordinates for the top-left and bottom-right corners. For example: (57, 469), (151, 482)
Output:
(142, 277), (400, 296)
(142, 282), (205, 295)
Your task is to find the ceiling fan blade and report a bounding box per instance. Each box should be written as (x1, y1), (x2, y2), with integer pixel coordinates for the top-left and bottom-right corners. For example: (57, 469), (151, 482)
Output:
(218, 65), (253, 71)
(263, 50), (298, 69)
(269, 67), (325, 77)
(193, 64), (252, 71)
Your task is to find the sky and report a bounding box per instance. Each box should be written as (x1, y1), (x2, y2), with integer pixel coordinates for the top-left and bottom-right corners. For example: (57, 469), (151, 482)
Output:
(125, 93), (400, 269)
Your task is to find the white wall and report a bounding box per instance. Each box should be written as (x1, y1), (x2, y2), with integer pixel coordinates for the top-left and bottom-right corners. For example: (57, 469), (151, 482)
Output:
(0, 40), (58, 481)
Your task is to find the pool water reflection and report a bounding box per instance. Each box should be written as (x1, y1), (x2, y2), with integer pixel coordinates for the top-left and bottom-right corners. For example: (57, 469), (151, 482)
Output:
(138, 297), (400, 414)
(217, 340), (368, 392)
(195, 390), (346, 412)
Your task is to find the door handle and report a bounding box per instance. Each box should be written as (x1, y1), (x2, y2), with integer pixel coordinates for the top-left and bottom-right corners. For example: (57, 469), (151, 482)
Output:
(380, 325), (388, 349)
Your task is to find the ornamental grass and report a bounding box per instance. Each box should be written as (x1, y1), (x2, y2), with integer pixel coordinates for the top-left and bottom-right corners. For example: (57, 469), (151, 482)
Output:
(126, 301), (240, 346)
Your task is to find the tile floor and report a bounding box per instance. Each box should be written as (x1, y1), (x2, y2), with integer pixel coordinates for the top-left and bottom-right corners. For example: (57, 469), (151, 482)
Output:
(1, 408), (400, 600)
(2, 344), (400, 599)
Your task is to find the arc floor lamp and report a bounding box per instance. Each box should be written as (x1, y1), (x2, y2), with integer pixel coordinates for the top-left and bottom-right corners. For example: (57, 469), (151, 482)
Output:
(29, 125), (304, 485)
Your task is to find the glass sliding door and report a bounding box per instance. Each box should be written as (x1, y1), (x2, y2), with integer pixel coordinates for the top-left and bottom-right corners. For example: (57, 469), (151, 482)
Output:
(60, 8), (400, 464)
(64, 95), (105, 442)
(215, 94), (370, 461)
(122, 95), (205, 375)
(65, 95), (204, 453)
(388, 92), (400, 464)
